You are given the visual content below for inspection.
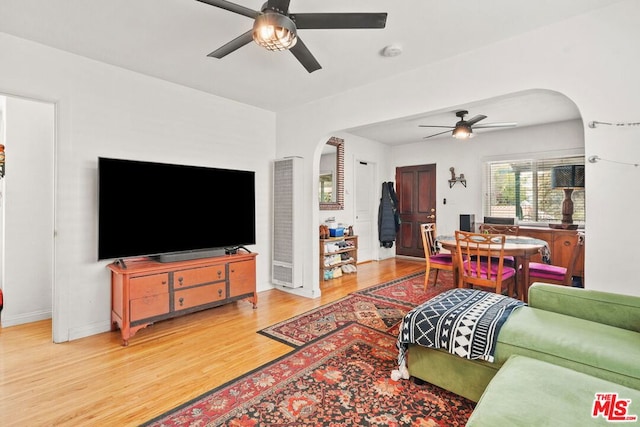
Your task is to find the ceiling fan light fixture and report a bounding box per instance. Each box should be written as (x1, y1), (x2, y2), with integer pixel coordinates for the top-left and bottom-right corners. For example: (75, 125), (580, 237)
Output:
(452, 124), (474, 139)
(253, 13), (298, 52)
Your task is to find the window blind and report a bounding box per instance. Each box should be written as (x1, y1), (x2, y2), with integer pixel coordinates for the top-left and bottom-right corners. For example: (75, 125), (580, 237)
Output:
(484, 155), (585, 225)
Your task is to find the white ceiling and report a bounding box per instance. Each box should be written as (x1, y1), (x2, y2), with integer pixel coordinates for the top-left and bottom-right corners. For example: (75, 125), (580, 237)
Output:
(344, 89), (582, 145)
(0, 0), (617, 143)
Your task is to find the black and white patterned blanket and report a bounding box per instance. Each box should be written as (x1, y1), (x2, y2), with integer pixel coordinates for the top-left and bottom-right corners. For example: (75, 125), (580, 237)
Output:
(396, 288), (525, 370)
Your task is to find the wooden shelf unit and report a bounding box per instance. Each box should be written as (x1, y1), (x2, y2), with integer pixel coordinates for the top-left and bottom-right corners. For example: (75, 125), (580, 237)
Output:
(320, 235), (358, 281)
(108, 251), (257, 346)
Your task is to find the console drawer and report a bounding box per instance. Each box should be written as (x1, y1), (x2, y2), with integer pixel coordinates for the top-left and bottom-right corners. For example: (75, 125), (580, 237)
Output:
(174, 283), (226, 311)
(174, 265), (225, 289)
(129, 273), (169, 299)
(130, 293), (170, 321)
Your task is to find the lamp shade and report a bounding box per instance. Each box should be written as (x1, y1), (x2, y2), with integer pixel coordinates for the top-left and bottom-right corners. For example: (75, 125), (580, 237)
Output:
(551, 165), (584, 188)
(452, 124), (473, 139)
(253, 13), (298, 52)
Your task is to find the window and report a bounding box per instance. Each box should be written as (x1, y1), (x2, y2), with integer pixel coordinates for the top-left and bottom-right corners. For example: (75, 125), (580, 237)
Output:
(484, 155), (585, 226)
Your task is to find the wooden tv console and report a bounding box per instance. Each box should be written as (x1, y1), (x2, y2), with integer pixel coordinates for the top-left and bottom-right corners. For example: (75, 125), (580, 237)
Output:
(108, 251), (257, 346)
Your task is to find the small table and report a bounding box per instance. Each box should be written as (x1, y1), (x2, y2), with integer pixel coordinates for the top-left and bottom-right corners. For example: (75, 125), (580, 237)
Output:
(436, 235), (548, 302)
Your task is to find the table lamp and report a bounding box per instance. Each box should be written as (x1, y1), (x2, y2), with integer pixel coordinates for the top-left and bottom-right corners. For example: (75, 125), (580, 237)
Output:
(550, 165), (584, 230)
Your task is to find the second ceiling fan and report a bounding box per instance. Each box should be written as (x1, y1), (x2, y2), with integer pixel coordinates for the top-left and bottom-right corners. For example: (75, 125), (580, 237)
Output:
(420, 110), (517, 139)
(197, 0), (387, 73)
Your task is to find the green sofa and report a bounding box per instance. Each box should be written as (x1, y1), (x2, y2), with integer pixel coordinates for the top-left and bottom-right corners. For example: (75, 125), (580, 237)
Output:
(466, 355), (640, 426)
(406, 282), (640, 403)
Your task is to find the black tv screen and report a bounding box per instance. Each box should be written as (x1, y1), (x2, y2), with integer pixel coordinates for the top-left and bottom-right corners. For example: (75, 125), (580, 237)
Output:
(98, 157), (256, 261)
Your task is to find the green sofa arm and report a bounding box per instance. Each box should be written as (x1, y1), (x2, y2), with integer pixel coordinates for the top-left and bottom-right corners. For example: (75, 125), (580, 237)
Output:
(528, 282), (640, 333)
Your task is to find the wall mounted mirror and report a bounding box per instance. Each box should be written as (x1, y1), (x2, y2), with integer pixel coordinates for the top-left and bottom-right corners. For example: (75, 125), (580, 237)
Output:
(319, 136), (344, 210)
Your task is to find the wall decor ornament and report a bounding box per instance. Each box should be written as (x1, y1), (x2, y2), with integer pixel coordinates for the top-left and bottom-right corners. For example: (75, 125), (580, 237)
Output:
(448, 167), (466, 188)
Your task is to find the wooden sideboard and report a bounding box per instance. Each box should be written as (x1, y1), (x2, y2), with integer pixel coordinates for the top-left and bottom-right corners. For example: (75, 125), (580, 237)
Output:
(108, 251), (257, 346)
(518, 227), (584, 279)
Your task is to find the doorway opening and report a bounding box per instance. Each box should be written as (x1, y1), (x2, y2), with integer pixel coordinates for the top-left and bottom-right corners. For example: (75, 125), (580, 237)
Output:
(0, 94), (55, 338)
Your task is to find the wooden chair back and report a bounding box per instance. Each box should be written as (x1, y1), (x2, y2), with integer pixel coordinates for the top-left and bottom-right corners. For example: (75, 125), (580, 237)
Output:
(570, 232), (585, 277)
(562, 232), (584, 284)
(483, 216), (515, 225)
(479, 223), (520, 236)
(420, 223), (437, 257)
(455, 230), (515, 296)
(420, 223), (453, 289)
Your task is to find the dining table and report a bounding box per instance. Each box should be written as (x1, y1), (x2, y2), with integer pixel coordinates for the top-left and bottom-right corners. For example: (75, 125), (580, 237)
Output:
(436, 234), (549, 303)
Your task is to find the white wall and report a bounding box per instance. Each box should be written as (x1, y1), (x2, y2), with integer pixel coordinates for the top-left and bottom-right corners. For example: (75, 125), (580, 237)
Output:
(0, 33), (276, 341)
(391, 119), (584, 236)
(277, 0), (640, 297)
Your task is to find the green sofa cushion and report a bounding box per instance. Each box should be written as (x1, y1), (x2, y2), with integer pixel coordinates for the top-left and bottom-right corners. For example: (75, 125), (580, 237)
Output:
(467, 355), (640, 426)
(528, 283), (640, 333)
(495, 306), (640, 390)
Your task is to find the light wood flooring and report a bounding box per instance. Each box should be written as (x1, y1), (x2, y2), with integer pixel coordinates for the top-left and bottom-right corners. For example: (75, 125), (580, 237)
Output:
(0, 257), (423, 426)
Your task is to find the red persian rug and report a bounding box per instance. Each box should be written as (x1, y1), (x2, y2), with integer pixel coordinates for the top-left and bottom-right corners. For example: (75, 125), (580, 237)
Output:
(142, 323), (474, 426)
(259, 270), (455, 347)
(356, 270), (455, 306)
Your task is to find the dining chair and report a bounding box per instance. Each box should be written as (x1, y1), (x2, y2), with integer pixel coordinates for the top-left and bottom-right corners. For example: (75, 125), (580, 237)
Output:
(454, 230), (517, 297)
(483, 216), (515, 225)
(420, 223), (454, 290)
(479, 223), (520, 236)
(478, 223), (520, 267)
(526, 232), (584, 294)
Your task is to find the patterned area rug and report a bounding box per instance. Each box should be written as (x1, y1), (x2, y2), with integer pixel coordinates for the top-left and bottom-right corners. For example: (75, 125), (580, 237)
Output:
(142, 323), (475, 426)
(257, 293), (410, 347)
(259, 270), (455, 347)
(356, 270), (455, 306)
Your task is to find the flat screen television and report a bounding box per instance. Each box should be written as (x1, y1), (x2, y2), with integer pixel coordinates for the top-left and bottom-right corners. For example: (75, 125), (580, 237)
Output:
(98, 157), (256, 262)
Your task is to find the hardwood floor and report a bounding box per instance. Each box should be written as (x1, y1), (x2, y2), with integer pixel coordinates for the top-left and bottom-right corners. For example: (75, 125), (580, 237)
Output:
(0, 258), (423, 426)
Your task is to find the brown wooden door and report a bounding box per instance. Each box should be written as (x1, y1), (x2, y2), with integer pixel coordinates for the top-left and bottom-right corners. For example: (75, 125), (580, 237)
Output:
(395, 164), (437, 257)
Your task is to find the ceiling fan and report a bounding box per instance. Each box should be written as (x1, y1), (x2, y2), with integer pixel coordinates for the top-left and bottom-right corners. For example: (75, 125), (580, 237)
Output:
(196, 0), (387, 73)
(419, 110), (517, 139)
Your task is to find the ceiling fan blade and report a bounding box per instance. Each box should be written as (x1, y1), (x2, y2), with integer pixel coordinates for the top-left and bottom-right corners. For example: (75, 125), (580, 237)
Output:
(291, 13), (387, 29)
(207, 30), (254, 58)
(290, 37), (321, 73)
(424, 130), (453, 139)
(266, 0), (291, 13)
(474, 122), (518, 128)
(466, 114), (487, 126)
(418, 125), (455, 129)
(196, 0), (259, 19)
